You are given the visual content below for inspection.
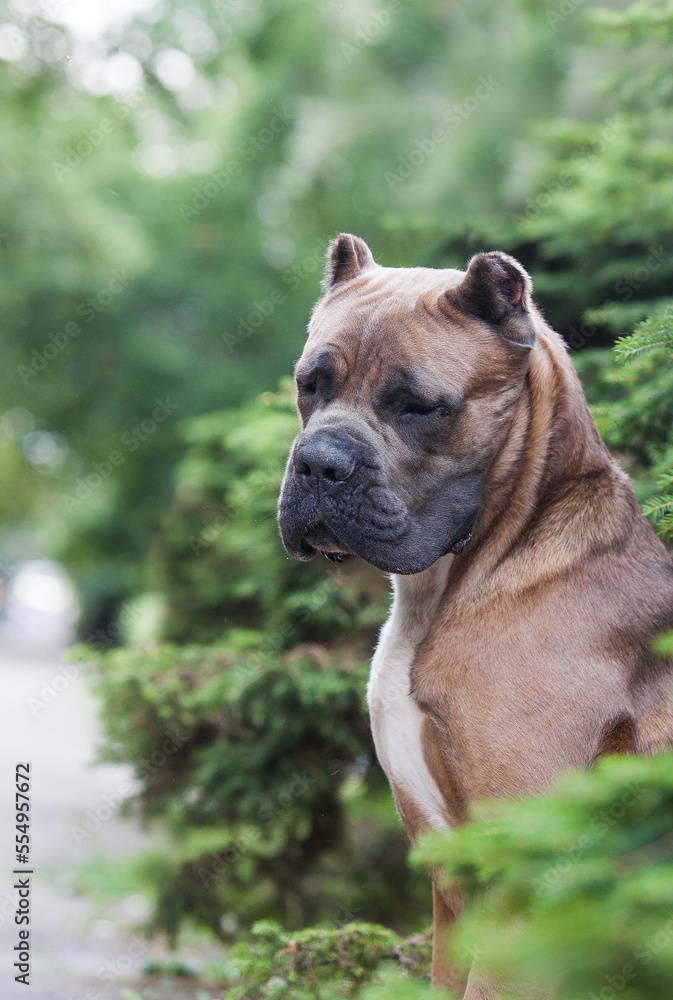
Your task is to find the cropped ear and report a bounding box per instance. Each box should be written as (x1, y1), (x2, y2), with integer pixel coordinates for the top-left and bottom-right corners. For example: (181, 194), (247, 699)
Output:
(445, 251), (536, 348)
(322, 233), (376, 291)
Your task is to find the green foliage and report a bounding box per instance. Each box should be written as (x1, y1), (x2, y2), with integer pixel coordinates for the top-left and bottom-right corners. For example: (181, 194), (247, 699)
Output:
(618, 311), (673, 539)
(654, 630), (673, 658)
(85, 635), (430, 942)
(614, 308), (673, 362)
(88, 638), (366, 937)
(225, 920), (431, 999)
(583, 309), (673, 535)
(417, 753), (673, 999)
(642, 488), (673, 541)
(451, 0), (673, 349)
(588, 2), (673, 45)
(575, 346), (672, 489)
(358, 971), (436, 1000)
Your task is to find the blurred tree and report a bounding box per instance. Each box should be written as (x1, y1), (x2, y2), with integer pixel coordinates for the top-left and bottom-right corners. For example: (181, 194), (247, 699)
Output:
(2, 0), (661, 624)
(445, 0), (673, 348)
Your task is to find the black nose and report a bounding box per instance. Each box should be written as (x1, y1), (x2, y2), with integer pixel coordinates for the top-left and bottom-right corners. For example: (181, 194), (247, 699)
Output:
(293, 433), (357, 484)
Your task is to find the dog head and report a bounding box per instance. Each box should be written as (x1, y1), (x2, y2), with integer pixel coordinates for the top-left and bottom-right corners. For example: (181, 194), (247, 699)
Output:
(277, 233), (537, 575)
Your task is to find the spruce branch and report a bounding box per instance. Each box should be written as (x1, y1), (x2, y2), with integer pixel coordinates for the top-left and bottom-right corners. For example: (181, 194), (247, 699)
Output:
(614, 309), (673, 363)
(642, 494), (673, 517)
(642, 492), (673, 538)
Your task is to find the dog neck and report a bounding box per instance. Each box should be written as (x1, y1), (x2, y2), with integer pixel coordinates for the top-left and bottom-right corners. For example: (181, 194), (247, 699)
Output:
(470, 315), (615, 567)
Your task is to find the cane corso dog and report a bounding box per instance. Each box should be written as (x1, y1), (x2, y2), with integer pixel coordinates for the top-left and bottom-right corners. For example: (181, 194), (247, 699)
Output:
(277, 233), (673, 997)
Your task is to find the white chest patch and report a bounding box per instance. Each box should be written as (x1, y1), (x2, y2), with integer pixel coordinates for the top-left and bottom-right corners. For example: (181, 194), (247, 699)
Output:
(366, 557), (453, 833)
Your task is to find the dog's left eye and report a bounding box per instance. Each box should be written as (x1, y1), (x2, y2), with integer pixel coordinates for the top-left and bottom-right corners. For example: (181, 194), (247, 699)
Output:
(401, 400), (441, 417)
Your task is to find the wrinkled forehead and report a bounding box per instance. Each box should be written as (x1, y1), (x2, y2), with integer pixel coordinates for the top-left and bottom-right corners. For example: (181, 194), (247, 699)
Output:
(300, 265), (497, 391)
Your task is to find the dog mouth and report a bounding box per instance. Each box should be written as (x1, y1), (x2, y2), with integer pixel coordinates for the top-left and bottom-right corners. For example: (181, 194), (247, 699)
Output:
(299, 509), (477, 568)
(441, 511), (478, 556)
(278, 455), (482, 574)
(301, 523), (352, 563)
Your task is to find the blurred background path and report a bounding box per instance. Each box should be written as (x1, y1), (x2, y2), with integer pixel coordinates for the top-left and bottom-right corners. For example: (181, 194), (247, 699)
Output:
(0, 560), (227, 1000)
(0, 643), (150, 998)
(0, 642), (224, 1000)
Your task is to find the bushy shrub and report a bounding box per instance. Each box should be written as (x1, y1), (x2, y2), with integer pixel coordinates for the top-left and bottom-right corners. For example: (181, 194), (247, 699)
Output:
(84, 640), (429, 942)
(226, 920), (431, 999)
(574, 308), (673, 515)
(612, 310), (673, 536)
(419, 752), (673, 999)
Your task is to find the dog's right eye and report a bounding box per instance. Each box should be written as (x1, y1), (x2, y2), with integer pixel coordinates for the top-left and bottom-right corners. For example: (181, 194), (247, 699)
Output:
(401, 401), (440, 417)
(300, 380), (317, 395)
(400, 399), (442, 417)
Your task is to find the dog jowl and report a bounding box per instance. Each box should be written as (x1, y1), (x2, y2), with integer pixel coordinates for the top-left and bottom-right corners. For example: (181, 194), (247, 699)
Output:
(277, 233), (536, 575)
